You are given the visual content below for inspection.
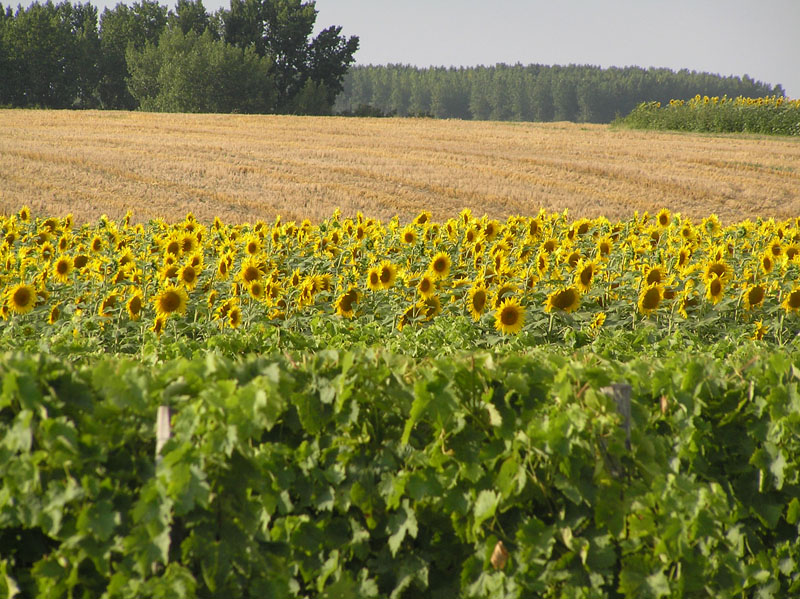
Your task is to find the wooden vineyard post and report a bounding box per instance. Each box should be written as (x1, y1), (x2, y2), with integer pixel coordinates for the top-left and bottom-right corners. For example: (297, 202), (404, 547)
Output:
(155, 405), (171, 465)
(598, 383), (632, 481)
(601, 383), (632, 450)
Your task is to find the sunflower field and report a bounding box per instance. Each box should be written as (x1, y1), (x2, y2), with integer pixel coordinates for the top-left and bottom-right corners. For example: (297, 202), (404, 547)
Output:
(619, 94), (800, 136)
(2, 207), (800, 598)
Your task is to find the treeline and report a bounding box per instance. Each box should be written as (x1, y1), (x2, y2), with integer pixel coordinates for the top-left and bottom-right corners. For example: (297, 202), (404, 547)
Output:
(335, 64), (783, 123)
(0, 0), (358, 113)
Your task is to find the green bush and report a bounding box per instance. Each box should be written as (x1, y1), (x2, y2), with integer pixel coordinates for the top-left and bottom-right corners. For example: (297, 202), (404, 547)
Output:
(2, 345), (799, 597)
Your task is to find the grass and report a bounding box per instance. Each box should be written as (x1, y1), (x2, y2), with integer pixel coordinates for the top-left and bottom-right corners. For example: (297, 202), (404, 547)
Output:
(1, 109), (799, 224)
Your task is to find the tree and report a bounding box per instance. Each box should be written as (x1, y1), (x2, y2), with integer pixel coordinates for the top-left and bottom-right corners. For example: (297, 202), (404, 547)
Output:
(0, 1), (97, 108)
(126, 27), (275, 113)
(221, 0), (357, 113)
(98, 0), (167, 109)
(171, 0), (209, 36)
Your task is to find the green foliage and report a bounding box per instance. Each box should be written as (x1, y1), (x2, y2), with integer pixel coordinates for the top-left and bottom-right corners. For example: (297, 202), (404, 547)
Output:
(0, 0), (358, 113)
(126, 28), (276, 113)
(2, 345), (800, 597)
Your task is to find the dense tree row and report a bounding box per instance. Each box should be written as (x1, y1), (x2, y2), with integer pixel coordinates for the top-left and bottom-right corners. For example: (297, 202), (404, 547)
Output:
(335, 64), (783, 123)
(0, 0), (358, 113)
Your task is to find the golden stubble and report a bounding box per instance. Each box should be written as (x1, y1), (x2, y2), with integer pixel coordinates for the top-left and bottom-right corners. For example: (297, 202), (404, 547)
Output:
(1, 109), (798, 224)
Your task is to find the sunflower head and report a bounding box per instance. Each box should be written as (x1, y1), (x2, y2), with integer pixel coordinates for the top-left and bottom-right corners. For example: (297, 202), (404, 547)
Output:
(468, 283), (488, 321)
(417, 273), (436, 299)
(575, 260), (597, 293)
(366, 266), (381, 291)
(782, 288), (800, 313)
(178, 264), (199, 289)
(335, 287), (360, 318)
(228, 306), (242, 328)
(638, 283), (664, 315)
(494, 297), (525, 335)
(154, 285), (188, 318)
(53, 256), (74, 282)
(545, 286), (580, 313)
(127, 293), (143, 320)
(429, 252), (451, 279)
(378, 261), (397, 289)
(743, 284), (766, 310)
(151, 315), (166, 336)
(705, 275), (724, 305)
(6, 283), (36, 315)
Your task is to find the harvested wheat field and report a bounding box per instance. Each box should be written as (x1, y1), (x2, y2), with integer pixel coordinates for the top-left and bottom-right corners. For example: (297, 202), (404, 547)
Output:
(1, 109), (799, 224)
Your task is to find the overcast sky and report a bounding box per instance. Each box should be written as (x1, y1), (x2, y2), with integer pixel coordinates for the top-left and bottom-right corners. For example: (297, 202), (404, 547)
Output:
(89, 0), (800, 97)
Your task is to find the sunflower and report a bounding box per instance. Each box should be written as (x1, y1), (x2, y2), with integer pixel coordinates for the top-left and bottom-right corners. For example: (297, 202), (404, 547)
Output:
(467, 282), (488, 321)
(72, 253), (89, 270)
(643, 265), (666, 286)
(48, 303), (60, 325)
(401, 226), (417, 245)
(704, 261), (729, 283)
(6, 283), (36, 315)
(596, 237), (613, 259)
(127, 292), (143, 320)
(248, 279), (266, 301)
(494, 297), (525, 335)
(243, 235), (261, 256)
(638, 283), (663, 315)
(705, 275), (724, 305)
(760, 252), (774, 275)
(239, 257), (263, 284)
(151, 315), (166, 336)
(397, 303), (423, 331)
(785, 244), (799, 262)
(423, 294), (442, 319)
(753, 320), (768, 341)
(178, 264), (199, 290)
(429, 252), (451, 279)
(154, 285), (188, 318)
(159, 263), (179, 281)
(536, 252), (549, 277)
(216, 255), (232, 280)
(335, 287), (360, 318)
(782, 288), (800, 313)
(413, 211), (431, 226)
(52, 255), (73, 283)
(590, 312), (606, 330)
(366, 266), (381, 291)
(493, 282), (518, 308)
(565, 250), (581, 269)
(575, 260), (597, 293)
(541, 239), (558, 254)
(207, 289), (218, 309)
(742, 284), (765, 310)
(378, 261), (397, 289)
(656, 208), (671, 228)
(90, 235), (104, 253)
(545, 286), (580, 313)
(180, 233), (198, 255)
(417, 272), (436, 299)
(98, 292), (119, 318)
(677, 247), (692, 270)
(483, 220), (500, 241)
(228, 305), (242, 328)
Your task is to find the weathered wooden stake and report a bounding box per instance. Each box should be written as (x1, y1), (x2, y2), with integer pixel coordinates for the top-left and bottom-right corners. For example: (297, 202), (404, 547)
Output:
(155, 405), (171, 465)
(601, 383), (632, 450)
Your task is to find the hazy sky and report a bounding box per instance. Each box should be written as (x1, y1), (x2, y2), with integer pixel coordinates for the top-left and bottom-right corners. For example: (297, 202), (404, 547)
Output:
(89, 0), (800, 97)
